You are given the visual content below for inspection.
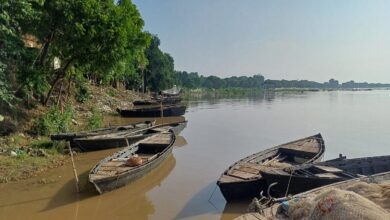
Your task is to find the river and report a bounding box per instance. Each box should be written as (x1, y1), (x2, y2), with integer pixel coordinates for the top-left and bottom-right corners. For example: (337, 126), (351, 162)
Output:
(0, 90), (389, 219)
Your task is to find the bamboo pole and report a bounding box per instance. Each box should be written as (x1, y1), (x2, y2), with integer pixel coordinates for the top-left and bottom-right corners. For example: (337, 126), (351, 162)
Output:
(67, 142), (79, 193)
(160, 100), (164, 124)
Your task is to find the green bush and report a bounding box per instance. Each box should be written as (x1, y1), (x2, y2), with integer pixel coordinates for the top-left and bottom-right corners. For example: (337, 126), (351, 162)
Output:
(34, 104), (74, 135)
(86, 107), (103, 130)
(107, 88), (118, 97)
(75, 74), (90, 103)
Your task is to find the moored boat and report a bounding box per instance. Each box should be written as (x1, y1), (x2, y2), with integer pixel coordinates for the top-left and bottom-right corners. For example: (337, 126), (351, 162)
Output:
(89, 130), (176, 194)
(261, 154), (390, 196)
(217, 134), (325, 202)
(50, 121), (155, 141)
(72, 121), (187, 152)
(133, 96), (182, 106)
(117, 104), (186, 117)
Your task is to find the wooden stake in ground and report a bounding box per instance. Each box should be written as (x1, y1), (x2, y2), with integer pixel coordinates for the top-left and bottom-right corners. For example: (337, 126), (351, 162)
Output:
(160, 100), (164, 124)
(67, 142), (79, 193)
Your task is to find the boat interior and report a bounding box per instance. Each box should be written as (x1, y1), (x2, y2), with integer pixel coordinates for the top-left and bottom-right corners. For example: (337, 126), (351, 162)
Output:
(90, 133), (172, 181)
(220, 137), (322, 183)
(286, 156), (390, 180)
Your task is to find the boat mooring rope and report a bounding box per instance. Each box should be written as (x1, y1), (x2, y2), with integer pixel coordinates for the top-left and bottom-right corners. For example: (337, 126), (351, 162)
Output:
(285, 168), (295, 197)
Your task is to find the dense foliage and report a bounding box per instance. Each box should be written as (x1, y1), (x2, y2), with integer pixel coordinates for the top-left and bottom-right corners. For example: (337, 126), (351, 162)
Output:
(175, 71), (265, 89)
(0, 0), (151, 107)
(144, 35), (176, 91)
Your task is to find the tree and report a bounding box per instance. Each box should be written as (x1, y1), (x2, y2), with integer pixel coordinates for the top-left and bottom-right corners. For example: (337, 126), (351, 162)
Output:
(18, 0), (149, 104)
(0, 0), (40, 106)
(144, 35), (176, 91)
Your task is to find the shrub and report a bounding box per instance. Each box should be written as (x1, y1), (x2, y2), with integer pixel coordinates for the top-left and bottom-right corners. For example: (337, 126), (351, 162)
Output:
(75, 74), (90, 103)
(34, 104), (74, 135)
(86, 107), (103, 130)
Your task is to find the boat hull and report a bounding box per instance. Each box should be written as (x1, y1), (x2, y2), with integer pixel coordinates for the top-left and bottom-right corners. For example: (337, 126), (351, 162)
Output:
(91, 146), (173, 194)
(71, 135), (148, 152)
(261, 171), (343, 197)
(217, 134), (325, 202)
(217, 178), (267, 202)
(117, 105), (186, 117)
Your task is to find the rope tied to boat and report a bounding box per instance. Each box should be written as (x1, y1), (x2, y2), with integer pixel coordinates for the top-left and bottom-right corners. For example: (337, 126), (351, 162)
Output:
(285, 167), (296, 197)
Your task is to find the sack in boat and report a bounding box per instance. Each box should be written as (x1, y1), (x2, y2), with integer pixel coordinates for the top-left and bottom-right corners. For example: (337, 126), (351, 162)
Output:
(288, 188), (390, 220)
(126, 156), (143, 166)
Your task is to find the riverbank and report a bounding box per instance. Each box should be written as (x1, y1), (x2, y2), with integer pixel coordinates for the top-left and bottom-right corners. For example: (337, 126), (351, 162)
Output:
(0, 84), (150, 183)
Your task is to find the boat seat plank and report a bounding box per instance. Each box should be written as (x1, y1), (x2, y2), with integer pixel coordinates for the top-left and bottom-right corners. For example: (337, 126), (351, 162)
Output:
(240, 162), (265, 171)
(314, 165), (343, 173)
(89, 174), (108, 181)
(220, 174), (244, 182)
(280, 139), (319, 153)
(101, 161), (127, 167)
(99, 166), (130, 173)
(314, 173), (341, 178)
(236, 166), (260, 174)
(229, 170), (259, 179)
(96, 170), (117, 176)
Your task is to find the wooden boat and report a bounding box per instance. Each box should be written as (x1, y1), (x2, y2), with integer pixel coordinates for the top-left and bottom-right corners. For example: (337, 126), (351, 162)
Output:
(89, 130), (176, 194)
(133, 96), (182, 106)
(261, 154), (390, 196)
(117, 104), (186, 117)
(217, 134), (325, 202)
(50, 121), (155, 141)
(161, 86), (181, 96)
(235, 171), (390, 220)
(72, 121), (187, 152)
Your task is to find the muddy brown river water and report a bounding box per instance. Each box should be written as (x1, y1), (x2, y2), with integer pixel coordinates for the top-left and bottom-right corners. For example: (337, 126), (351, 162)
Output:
(1, 90), (390, 219)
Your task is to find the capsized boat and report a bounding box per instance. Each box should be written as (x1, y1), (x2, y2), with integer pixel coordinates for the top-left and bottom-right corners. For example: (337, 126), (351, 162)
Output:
(89, 130), (176, 194)
(261, 154), (390, 196)
(72, 121), (187, 152)
(217, 134), (325, 202)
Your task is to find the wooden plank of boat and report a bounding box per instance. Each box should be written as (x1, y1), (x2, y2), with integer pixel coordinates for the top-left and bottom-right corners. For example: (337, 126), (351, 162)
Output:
(217, 134), (325, 202)
(88, 131), (176, 194)
(117, 104), (187, 117)
(260, 154), (390, 196)
(50, 121), (155, 141)
(71, 121), (186, 152)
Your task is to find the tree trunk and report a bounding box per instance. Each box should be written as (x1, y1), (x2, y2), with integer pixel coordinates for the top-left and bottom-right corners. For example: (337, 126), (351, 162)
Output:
(39, 31), (55, 67)
(43, 58), (73, 106)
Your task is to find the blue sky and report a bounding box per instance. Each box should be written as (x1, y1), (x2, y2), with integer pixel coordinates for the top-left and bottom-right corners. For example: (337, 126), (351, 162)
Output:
(133, 0), (390, 82)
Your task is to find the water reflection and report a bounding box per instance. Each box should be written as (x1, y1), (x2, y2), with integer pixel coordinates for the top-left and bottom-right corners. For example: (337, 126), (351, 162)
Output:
(174, 136), (188, 148)
(220, 200), (252, 220)
(0, 150), (176, 220)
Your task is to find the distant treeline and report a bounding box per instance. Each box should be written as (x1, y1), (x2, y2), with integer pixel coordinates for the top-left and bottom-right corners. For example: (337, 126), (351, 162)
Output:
(175, 71), (390, 89)
(174, 71), (264, 89)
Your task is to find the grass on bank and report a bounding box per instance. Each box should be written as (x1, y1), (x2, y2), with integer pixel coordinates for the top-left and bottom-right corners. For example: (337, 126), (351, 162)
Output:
(0, 137), (66, 183)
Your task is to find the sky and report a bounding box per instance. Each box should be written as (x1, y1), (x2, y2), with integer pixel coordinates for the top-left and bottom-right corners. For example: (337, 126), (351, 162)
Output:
(132, 0), (390, 83)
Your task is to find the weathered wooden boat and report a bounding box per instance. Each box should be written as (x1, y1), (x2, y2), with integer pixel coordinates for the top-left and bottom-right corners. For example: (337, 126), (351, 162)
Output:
(261, 154), (390, 196)
(234, 171), (390, 220)
(72, 121), (187, 152)
(117, 104), (186, 117)
(161, 86), (181, 96)
(133, 96), (182, 106)
(50, 121), (155, 141)
(217, 134), (325, 202)
(89, 130), (176, 194)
